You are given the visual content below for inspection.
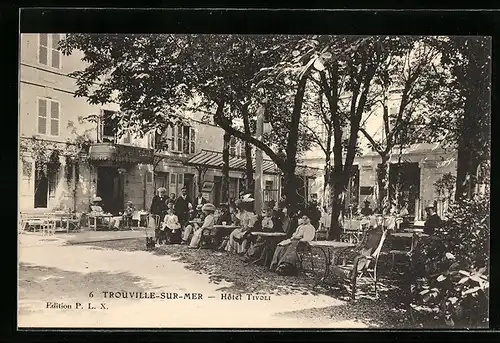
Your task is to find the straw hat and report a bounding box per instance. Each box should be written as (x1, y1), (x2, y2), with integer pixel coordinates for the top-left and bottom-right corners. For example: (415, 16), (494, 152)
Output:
(202, 203), (216, 212)
(92, 195), (102, 202)
(126, 200), (133, 205)
(242, 194), (255, 202)
(425, 204), (435, 210)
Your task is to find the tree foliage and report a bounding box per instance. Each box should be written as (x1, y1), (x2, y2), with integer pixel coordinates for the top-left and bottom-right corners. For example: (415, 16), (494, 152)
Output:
(409, 194), (489, 327)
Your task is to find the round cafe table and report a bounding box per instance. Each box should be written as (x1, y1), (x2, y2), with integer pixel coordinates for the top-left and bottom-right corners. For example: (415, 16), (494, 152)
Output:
(249, 231), (287, 268)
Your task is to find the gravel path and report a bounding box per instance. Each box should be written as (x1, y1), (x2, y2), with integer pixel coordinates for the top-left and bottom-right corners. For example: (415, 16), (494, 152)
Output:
(18, 235), (408, 328)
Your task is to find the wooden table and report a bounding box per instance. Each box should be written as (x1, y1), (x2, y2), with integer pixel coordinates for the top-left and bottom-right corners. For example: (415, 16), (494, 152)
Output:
(88, 214), (114, 231)
(49, 212), (73, 232)
(309, 240), (356, 286)
(250, 232), (287, 267)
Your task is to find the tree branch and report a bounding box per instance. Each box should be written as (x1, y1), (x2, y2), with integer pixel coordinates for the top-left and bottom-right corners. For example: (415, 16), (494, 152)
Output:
(213, 102), (286, 171)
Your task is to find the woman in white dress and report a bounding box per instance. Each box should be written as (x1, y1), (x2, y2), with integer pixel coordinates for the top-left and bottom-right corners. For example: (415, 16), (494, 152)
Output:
(188, 203), (216, 249)
(225, 198), (258, 255)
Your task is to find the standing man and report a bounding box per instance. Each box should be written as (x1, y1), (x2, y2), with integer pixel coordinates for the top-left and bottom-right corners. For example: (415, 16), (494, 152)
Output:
(150, 188), (168, 221)
(423, 205), (443, 236)
(175, 187), (192, 228)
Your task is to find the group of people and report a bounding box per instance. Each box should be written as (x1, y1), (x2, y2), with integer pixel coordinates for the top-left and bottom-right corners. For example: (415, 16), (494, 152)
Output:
(147, 188), (322, 276)
(88, 196), (136, 230)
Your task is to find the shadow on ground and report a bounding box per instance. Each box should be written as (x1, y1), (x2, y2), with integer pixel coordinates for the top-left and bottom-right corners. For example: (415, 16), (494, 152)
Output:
(83, 238), (416, 328)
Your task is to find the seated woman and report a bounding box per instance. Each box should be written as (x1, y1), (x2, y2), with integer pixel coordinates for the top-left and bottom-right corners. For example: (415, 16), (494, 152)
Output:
(109, 200), (135, 230)
(182, 205), (205, 244)
(162, 207), (182, 244)
(225, 198), (258, 255)
(188, 203), (216, 249)
(242, 207), (276, 263)
(270, 212), (316, 275)
(88, 196), (113, 229)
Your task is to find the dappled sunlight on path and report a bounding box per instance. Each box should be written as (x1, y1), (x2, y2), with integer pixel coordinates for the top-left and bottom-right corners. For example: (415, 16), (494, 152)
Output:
(18, 235), (372, 328)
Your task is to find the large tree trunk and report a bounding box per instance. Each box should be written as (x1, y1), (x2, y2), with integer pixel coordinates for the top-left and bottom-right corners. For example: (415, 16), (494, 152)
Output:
(282, 171), (300, 215)
(242, 104), (254, 192)
(282, 74), (308, 214)
(328, 169), (348, 241)
(376, 154), (391, 214)
(244, 142), (254, 192)
(222, 131), (231, 204)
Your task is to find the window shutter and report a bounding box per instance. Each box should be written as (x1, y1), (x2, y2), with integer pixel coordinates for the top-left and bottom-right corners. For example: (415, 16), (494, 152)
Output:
(38, 99), (47, 134)
(177, 125), (182, 152)
(51, 34), (61, 68)
(50, 100), (59, 136)
(170, 126), (176, 151)
(39, 34), (48, 65)
(190, 127), (196, 154)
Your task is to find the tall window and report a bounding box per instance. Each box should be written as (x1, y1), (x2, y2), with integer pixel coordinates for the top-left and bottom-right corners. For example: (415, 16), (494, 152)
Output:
(167, 124), (195, 153)
(98, 110), (117, 143)
(229, 137), (243, 157)
(37, 98), (59, 136)
(39, 34), (61, 69)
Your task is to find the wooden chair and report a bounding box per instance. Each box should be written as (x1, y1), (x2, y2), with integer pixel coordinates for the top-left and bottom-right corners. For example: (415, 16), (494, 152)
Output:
(41, 218), (56, 236)
(129, 211), (141, 231)
(332, 228), (388, 300)
(66, 213), (83, 232)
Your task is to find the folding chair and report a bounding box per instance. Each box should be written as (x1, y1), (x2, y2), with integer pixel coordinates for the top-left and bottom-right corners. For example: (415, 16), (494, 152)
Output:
(332, 228), (388, 300)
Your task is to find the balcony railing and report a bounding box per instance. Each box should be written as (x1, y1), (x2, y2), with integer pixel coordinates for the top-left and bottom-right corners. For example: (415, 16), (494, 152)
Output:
(89, 142), (153, 164)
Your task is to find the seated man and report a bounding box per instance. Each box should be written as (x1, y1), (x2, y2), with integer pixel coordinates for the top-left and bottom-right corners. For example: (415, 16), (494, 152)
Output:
(423, 205), (443, 236)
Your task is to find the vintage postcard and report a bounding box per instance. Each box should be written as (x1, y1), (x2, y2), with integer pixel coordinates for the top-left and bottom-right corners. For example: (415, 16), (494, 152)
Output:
(18, 29), (490, 329)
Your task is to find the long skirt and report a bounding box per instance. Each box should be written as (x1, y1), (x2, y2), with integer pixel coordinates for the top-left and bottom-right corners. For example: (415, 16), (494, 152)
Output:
(189, 228), (205, 248)
(182, 224), (194, 242)
(242, 237), (266, 262)
(167, 228), (182, 244)
(270, 240), (301, 275)
(225, 228), (249, 254)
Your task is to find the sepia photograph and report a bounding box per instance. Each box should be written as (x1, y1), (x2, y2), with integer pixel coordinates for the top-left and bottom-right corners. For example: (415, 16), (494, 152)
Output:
(18, 32), (490, 329)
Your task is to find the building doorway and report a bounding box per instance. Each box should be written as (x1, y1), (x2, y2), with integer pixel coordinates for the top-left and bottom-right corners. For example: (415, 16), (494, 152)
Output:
(96, 166), (124, 215)
(389, 162), (420, 215)
(34, 170), (49, 208)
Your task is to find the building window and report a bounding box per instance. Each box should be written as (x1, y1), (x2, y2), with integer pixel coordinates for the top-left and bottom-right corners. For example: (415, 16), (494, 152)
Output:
(122, 131), (131, 144)
(39, 34), (61, 69)
(167, 124), (195, 153)
(98, 110), (117, 143)
(37, 98), (60, 136)
(190, 127), (196, 154)
(230, 137), (244, 157)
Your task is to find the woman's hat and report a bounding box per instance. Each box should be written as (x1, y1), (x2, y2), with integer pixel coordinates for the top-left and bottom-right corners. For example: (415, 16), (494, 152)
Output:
(202, 203), (216, 212)
(92, 195), (102, 202)
(126, 200), (133, 205)
(242, 194), (255, 202)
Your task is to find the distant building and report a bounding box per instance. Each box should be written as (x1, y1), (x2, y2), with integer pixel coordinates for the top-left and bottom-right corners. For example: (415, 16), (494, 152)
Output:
(301, 91), (458, 220)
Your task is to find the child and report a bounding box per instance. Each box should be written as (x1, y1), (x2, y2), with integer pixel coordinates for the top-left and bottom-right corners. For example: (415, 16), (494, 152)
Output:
(162, 207), (182, 244)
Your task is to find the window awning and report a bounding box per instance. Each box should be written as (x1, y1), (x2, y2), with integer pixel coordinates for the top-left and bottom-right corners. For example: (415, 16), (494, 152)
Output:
(184, 149), (322, 178)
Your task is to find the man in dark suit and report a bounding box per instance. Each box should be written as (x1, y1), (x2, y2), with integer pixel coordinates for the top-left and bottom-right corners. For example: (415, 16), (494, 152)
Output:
(424, 205), (443, 235)
(175, 187), (192, 227)
(194, 192), (207, 208)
